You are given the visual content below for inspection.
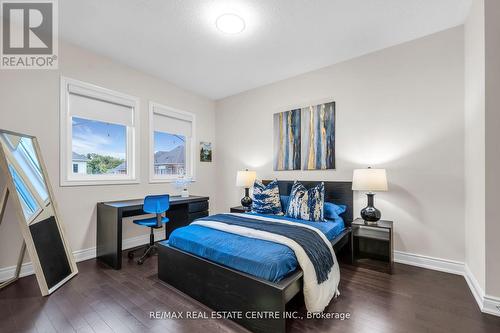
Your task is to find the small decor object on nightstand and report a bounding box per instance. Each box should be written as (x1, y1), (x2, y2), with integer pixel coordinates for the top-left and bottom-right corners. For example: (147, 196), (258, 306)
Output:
(236, 169), (256, 209)
(352, 167), (388, 224)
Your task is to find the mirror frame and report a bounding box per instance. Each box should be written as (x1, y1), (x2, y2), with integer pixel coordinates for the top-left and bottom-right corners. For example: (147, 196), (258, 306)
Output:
(0, 129), (78, 295)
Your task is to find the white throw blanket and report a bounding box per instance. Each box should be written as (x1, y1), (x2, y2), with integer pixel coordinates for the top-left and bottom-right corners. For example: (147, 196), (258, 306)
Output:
(192, 213), (340, 312)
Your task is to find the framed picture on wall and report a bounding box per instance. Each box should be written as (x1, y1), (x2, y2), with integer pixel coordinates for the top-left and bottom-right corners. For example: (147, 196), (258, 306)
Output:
(273, 109), (301, 170)
(273, 101), (335, 171)
(200, 142), (212, 162)
(302, 101), (336, 170)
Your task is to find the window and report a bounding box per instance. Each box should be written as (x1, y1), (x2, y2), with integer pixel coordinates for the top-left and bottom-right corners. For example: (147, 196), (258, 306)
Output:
(60, 77), (139, 186)
(149, 102), (195, 182)
(154, 131), (186, 176)
(71, 117), (127, 175)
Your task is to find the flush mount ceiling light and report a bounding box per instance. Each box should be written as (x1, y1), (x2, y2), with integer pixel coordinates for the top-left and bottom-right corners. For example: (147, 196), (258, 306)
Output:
(216, 13), (245, 34)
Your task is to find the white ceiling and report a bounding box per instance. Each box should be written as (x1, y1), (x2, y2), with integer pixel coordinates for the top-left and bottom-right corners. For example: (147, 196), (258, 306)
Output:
(60, 0), (471, 100)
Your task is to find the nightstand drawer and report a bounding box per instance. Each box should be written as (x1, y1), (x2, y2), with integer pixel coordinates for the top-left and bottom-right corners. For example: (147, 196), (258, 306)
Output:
(189, 201), (209, 213)
(230, 206), (251, 213)
(353, 226), (390, 241)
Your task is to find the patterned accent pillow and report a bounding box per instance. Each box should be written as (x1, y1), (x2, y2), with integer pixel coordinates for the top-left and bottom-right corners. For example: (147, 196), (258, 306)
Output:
(286, 181), (325, 221)
(251, 179), (283, 215)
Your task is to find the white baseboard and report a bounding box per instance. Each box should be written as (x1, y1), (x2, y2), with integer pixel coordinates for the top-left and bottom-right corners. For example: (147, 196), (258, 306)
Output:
(483, 295), (500, 316)
(463, 264), (484, 311)
(2, 239), (499, 317)
(394, 250), (465, 275)
(0, 261), (37, 282)
(0, 230), (164, 283)
(463, 265), (500, 316)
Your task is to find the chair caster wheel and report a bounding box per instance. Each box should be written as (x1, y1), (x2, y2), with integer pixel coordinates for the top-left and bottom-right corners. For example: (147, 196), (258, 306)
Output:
(128, 252), (134, 259)
(137, 259), (144, 265)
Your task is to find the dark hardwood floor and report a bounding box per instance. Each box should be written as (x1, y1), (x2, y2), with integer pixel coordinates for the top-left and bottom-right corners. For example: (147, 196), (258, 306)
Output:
(1, 253), (500, 333)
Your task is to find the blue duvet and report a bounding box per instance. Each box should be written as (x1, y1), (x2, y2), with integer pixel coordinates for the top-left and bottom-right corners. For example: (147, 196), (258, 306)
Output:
(164, 213), (344, 282)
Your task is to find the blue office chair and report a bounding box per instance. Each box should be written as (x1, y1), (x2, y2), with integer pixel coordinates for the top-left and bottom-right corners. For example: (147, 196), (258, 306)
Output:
(127, 194), (170, 265)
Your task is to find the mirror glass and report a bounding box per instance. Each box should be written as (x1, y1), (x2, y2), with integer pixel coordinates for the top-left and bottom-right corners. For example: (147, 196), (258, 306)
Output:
(0, 132), (52, 223)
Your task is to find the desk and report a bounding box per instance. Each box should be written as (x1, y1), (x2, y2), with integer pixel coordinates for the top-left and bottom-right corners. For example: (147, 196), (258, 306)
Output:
(97, 195), (209, 269)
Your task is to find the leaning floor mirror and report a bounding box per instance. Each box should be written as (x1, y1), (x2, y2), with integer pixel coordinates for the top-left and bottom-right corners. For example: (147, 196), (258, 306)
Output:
(0, 129), (77, 295)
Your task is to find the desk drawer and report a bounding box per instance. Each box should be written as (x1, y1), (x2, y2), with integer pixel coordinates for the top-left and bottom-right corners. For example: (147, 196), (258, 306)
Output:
(188, 211), (209, 222)
(188, 201), (208, 213)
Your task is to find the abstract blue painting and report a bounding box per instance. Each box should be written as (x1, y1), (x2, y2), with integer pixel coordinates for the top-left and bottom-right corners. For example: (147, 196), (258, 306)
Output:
(302, 102), (335, 170)
(273, 109), (301, 170)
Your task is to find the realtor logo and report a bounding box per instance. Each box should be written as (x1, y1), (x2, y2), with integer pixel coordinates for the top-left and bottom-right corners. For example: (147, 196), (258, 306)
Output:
(1, 0), (58, 69)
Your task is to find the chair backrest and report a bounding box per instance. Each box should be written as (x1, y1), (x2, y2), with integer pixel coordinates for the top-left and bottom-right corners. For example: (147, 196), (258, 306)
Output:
(143, 194), (170, 214)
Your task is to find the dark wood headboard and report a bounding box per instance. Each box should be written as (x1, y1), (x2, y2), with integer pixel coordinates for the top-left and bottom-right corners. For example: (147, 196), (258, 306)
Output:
(263, 180), (353, 225)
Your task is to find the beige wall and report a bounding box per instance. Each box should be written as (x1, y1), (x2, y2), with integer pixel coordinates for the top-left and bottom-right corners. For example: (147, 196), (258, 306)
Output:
(215, 27), (465, 262)
(464, 0), (486, 291)
(484, 0), (500, 298)
(464, 0), (500, 302)
(0, 42), (217, 268)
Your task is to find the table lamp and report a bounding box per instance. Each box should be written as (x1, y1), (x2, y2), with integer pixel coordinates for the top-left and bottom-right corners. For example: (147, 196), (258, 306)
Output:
(236, 169), (256, 209)
(352, 167), (388, 224)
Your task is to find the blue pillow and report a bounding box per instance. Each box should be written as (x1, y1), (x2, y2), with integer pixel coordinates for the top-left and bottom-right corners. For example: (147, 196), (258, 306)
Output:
(280, 195), (290, 212)
(286, 181), (325, 221)
(324, 202), (347, 220)
(251, 179), (283, 215)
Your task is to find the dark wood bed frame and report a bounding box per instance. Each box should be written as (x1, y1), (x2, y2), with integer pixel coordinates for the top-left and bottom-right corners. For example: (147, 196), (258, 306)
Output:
(158, 180), (353, 333)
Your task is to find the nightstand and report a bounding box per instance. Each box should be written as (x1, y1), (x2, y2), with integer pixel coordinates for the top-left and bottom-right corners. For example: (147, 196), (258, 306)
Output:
(230, 206), (251, 213)
(351, 218), (394, 273)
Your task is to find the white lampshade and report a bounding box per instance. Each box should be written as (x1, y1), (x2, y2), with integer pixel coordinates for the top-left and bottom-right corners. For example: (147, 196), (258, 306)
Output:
(352, 168), (388, 192)
(236, 170), (256, 188)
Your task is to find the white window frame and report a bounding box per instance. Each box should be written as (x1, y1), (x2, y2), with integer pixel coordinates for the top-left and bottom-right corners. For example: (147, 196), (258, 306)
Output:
(148, 101), (196, 183)
(60, 77), (140, 186)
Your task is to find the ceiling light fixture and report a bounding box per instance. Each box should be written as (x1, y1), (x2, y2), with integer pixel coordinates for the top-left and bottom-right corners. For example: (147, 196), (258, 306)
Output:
(216, 13), (245, 34)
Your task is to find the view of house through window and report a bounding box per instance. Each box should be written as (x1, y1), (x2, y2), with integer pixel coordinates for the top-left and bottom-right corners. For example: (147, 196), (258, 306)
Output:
(71, 117), (127, 175)
(153, 131), (186, 177)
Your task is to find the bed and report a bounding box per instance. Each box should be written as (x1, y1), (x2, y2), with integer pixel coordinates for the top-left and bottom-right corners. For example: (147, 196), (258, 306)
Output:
(157, 180), (353, 333)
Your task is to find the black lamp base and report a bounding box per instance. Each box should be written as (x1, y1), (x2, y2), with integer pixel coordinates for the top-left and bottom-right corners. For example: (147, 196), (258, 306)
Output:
(360, 193), (381, 225)
(241, 188), (252, 209)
